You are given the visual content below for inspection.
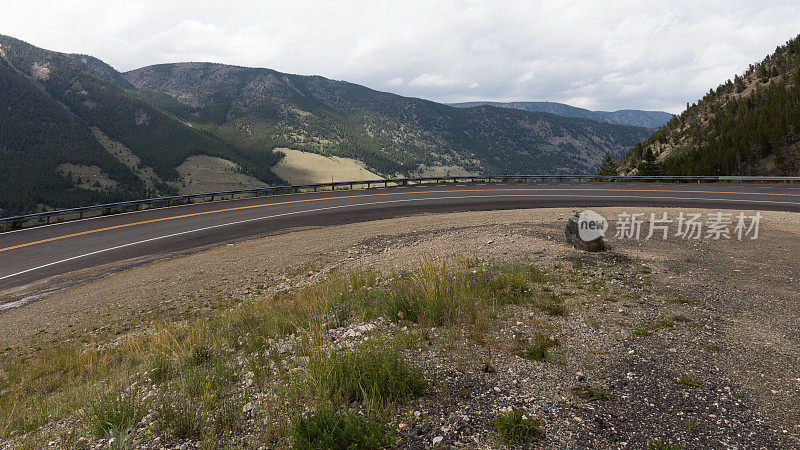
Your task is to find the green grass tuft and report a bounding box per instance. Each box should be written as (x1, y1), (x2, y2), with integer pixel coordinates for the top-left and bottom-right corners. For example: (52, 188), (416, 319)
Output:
(302, 340), (425, 409)
(572, 384), (613, 401)
(647, 438), (684, 449)
(703, 342), (720, 352)
(677, 374), (701, 387)
(85, 388), (147, 438)
(494, 409), (544, 444)
(683, 418), (701, 433)
(292, 408), (394, 449)
(668, 295), (697, 305)
(517, 332), (560, 363)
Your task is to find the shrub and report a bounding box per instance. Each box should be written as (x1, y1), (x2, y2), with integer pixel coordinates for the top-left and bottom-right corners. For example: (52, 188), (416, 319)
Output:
(494, 409), (543, 444)
(292, 408), (394, 449)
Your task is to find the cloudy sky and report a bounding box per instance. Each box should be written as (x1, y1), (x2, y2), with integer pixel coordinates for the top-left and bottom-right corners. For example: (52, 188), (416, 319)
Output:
(3, 1), (800, 113)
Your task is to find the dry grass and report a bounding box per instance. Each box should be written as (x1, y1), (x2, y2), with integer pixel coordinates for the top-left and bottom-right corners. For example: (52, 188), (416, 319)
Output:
(0, 256), (575, 446)
(271, 148), (382, 185)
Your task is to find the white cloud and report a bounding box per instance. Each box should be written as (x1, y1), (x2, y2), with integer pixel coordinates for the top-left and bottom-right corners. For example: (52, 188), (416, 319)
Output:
(2, 0), (800, 113)
(385, 77), (404, 87)
(408, 73), (460, 88)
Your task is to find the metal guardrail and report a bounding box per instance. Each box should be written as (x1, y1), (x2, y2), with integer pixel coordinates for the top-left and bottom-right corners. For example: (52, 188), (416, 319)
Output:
(2, 175), (799, 227)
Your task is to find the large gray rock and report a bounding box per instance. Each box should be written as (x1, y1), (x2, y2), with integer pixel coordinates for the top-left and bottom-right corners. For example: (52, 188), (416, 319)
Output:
(565, 213), (606, 252)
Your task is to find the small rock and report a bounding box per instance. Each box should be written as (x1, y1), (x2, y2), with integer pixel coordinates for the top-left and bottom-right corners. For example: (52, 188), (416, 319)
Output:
(433, 436), (444, 445)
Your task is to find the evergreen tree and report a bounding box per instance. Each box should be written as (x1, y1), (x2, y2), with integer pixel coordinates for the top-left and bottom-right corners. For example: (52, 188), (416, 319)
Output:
(636, 147), (662, 176)
(597, 152), (619, 176)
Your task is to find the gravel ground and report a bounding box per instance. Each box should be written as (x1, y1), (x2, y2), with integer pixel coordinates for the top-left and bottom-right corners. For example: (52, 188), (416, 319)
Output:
(1, 207), (799, 448)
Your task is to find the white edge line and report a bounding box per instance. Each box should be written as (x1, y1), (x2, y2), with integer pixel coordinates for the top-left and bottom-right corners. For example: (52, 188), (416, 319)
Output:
(0, 188), (348, 236)
(2, 193), (799, 282)
(2, 184), (795, 236)
(0, 184), (465, 236)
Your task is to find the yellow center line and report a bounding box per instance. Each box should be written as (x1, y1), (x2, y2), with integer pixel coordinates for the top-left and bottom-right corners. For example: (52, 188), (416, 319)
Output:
(1, 186), (797, 254)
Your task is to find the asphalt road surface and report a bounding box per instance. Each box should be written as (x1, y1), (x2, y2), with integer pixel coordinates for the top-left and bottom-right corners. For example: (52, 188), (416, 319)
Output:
(2, 182), (800, 292)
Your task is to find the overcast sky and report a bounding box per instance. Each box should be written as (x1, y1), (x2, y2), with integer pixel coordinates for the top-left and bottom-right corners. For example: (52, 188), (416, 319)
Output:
(4, 1), (800, 113)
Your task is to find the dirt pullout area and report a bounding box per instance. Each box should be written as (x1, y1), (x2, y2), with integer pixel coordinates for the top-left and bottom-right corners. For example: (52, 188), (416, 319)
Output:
(2, 208), (799, 448)
(270, 148), (383, 184)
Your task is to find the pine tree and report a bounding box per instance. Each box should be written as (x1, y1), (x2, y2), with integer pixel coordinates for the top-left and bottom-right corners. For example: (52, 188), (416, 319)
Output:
(597, 152), (619, 176)
(636, 147), (662, 176)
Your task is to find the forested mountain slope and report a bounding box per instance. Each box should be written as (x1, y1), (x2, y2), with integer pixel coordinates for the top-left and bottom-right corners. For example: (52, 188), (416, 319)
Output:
(0, 36), (283, 216)
(126, 63), (651, 177)
(621, 34), (800, 176)
(0, 35), (651, 216)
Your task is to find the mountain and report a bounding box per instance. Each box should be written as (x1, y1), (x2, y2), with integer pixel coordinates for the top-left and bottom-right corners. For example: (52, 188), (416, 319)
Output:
(125, 63), (651, 177)
(0, 35), (651, 217)
(620, 34), (800, 176)
(0, 35), (283, 217)
(450, 101), (673, 129)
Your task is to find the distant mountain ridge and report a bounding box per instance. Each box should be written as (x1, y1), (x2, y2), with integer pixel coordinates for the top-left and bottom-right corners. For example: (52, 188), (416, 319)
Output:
(0, 35), (652, 217)
(450, 101), (673, 129)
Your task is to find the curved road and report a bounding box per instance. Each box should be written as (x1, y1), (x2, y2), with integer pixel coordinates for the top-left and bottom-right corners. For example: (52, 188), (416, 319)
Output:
(2, 182), (800, 292)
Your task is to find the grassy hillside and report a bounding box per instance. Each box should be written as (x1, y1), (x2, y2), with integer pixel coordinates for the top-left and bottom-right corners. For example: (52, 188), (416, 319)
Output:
(621, 34), (800, 176)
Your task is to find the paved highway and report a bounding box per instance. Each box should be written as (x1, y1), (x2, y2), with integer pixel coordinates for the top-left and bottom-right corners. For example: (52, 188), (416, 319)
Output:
(2, 182), (800, 292)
